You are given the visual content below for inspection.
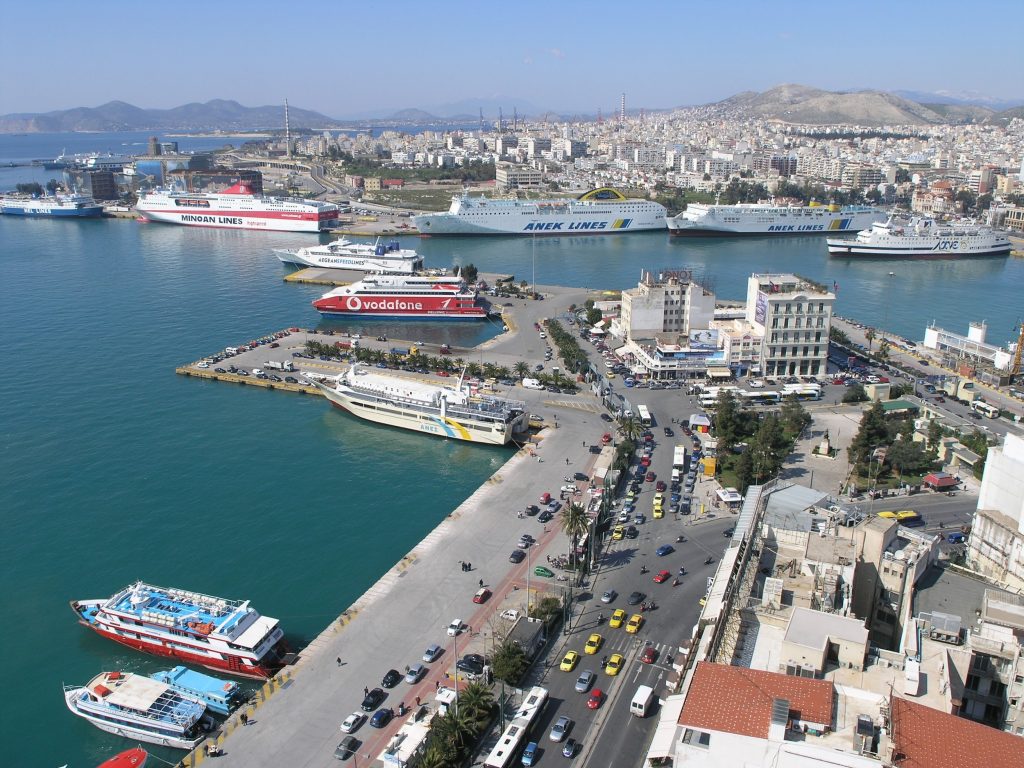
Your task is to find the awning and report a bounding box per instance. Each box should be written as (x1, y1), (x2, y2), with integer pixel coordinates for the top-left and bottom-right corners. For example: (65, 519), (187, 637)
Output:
(706, 367), (733, 379)
(923, 472), (958, 488)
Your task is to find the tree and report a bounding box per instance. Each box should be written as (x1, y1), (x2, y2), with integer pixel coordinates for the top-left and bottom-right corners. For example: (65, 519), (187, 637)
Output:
(457, 681), (495, 725)
(618, 415), (641, 443)
(45, 179), (61, 195)
(458, 262), (478, 283)
(586, 306), (603, 326)
(713, 391), (742, 453)
(926, 418), (944, 448)
(864, 328), (876, 350)
(955, 189), (976, 213)
(843, 382), (869, 403)
(747, 413), (788, 484)
(491, 640), (528, 685)
(848, 401), (890, 469)
(885, 438), (931, 477)
(513, 361), (529, 380)
(876, 339), (891, 362)
(560, 502), (590, 564)
(735, 445), (755, 493)
(16, 182), (44, 196)
(830, 327), (850, 345)
(779, 396), (811, 437)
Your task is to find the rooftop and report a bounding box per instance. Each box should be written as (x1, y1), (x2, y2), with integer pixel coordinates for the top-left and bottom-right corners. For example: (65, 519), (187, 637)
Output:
(784, 607), (869, 651)
(679, 661), (834, 738)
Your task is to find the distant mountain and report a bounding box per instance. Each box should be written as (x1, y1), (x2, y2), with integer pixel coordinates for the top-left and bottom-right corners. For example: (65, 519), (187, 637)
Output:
(709, 84), (995, 126)
(987, 105), (1024, 126)
(387, 108), (440, 122)
(0, 99), (340, 133)
(894, 89), (1024, 110)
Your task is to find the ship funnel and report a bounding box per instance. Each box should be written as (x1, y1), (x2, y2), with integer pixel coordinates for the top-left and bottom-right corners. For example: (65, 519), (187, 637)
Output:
(388, 240), (399, 251)
(375, 244), (386, 256)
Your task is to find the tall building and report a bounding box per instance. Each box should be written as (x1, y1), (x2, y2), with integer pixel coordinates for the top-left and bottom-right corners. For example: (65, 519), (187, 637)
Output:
(619, 270), (715, 341)
(746, 273), (835, 377)
(968, 433), (1024, 591)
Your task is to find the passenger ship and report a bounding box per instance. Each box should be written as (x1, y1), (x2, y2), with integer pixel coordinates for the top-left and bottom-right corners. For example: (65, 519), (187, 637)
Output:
(0, 192), (103, 218)
(71, 581), (288, 679)
(274, 237), (423, 273)
(64, 671), (209, 750)
(665, 201), (885, 236)
(413, 187), (667, 235)
(827, 217), (1012, 258)
(313, 274), (488, 319)
(314, 367), (529, 444)
(136, 183), (340, 232)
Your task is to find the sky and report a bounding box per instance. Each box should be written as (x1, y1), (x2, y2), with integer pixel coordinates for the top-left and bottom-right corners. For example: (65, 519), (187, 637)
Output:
(2, 0), (1022, 118)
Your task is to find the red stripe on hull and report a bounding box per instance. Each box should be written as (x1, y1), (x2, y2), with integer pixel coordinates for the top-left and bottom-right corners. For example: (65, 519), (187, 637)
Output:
(84, 622), (275, 680)
(137, 207), (332, 221)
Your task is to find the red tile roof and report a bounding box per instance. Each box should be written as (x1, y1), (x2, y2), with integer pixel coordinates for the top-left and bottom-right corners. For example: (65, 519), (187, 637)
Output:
(890, 695), (1024, 768)
(679, 662), (834, 738)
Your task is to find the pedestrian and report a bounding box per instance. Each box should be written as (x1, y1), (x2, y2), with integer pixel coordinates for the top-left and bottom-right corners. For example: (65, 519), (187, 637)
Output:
(479, 578), (484, 588)
(336, 656), (342, 667)
(566, 457), (570, 465)
(240, 712), (248, 726)
(435, 680), (440, 690)
(415, 696), (421, 706)
(364, 686), (369, 696)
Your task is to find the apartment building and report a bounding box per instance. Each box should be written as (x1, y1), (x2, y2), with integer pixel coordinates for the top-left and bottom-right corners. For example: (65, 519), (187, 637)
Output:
(745, 274), (835, 378)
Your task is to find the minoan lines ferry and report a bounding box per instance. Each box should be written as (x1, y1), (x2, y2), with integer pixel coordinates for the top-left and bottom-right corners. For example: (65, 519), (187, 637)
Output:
(314, 367), (529, 444)
(71, 582), (288, 679)
(136, 183), (340, 232)
(665, 201), (886, 236)
(313, 274), (488, 319)
(413, 187), (666, 235)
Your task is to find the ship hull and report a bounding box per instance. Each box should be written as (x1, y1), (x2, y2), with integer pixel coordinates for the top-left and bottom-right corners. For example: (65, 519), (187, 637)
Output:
(273, 248), (419, 273)
(1, 204), (103, 217)
(137, 208), (329, 232)
(316, 383), (515, 444)
(64, 690), (203, 750)
(414, 211), (666, 235)
(666, 210), (884, 236)
(314, 292), (488, 319)
(827, 241), (1012, 258)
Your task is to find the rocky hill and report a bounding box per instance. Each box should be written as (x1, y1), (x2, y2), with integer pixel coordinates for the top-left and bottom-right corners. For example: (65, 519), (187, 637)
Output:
(0, 99), (340, 133)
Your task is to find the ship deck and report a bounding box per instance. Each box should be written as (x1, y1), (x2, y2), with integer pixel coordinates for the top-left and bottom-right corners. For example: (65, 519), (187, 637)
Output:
(85, 673), (205, 726)
(107, 582), (251, 636)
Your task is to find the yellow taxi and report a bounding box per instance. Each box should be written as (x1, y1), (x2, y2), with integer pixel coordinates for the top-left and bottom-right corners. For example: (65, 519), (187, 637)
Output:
(584, 633), (603, 654)
(653, 492), (664, 506)
(560, 650), (580, 672)
(605, 653), (625, 676)
(877, 511), (898, 519)
(626, 614), (644, 634)
(652, 504), (664, 519)
(896, 510), (921, 521)
(612, 525), (625, 540)
(609, 608), (626, 629)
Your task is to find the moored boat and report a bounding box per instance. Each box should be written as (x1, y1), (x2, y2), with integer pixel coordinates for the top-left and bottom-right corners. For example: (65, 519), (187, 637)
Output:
(64, 671), (208, 750)
(71, 582), (287, 679)
(150, 665), (242, 716)
(0, 193), (103, 218)
(96, 747), (148, 768)
(827, 217), (1012, 258)
(666, 200), (885, 236)
(274, 236), (423, 273)
(312, 274), (488, 319)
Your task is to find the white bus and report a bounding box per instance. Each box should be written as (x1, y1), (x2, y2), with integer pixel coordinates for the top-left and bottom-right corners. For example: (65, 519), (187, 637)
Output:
(971, 401), (999, 419)
(637, 404), (652, 427)
(781, 384), (822, 401)
(738, 390), (782, 406)
(672, 445), (688, 471)
(483, 686), (548, 768)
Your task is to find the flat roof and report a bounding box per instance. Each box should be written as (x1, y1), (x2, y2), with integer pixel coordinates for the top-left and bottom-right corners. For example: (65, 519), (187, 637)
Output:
(784, 606), (869, 650)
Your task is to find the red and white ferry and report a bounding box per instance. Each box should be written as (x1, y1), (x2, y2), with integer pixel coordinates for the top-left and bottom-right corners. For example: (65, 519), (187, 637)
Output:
(71, 581), (288, 679)
(313, 274), (489, 319)
(135, 183), (340, 232)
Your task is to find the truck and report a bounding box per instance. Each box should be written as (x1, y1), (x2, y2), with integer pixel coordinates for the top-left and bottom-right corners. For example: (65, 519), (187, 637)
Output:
(390, 347), (410, 357)
(630, 684), (655, 717)
(940, 377), (976, 404)
(264, 360), (296, 372)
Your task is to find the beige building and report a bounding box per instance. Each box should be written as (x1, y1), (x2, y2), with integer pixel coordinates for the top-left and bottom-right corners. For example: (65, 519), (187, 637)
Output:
(745, 273), (835, 378)
(495, 162), (542, 190)
(618, 271), (715, 341)
(968, 433), (1024, 591)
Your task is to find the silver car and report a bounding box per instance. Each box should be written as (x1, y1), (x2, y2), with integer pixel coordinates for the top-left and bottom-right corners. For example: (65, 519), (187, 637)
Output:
(574, 669), (595, 693)
(549, 714), (572, 742)
(601, 589), (617, 604)
(405, 663), (427, 684)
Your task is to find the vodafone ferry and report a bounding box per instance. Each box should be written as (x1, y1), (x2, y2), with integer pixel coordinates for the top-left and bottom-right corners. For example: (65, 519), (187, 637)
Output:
(71, 581), (288, 679)
(274, 237), (423, 273)
(313, 274), (488, 319)
(136, 183), (340, 232)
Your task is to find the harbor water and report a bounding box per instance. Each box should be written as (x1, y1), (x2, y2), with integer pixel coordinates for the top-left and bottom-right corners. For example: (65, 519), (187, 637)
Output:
(2, 133), (1023, 767)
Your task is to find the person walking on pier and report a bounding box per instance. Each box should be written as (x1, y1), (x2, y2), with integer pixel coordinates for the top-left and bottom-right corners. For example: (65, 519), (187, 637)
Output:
(479, 578), (484, 588)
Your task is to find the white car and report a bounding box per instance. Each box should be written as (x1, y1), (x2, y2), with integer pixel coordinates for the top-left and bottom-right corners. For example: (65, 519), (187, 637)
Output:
(539, 332), (547, 338)
(500, 609), (521, 622)
(748, 380), (764, 389)
(196, 361), (210, 369)
(252, 368), (264, 377)
(340, 712), (366, 733)
(447, 619), (466, 637)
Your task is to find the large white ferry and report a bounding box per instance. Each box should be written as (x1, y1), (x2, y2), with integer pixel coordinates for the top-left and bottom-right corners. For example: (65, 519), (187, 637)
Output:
(313, 274), (488, 319)
(827, 217), (1012, 258)
(64, 671), (208, 750)
(665, 201), (885, 236)
(0, 193), (103, 218)
(274, 237), (423, 273)
(413, 187), (666, 235)
(314, 367), (529, 444)
(71, 581), (288, 679)
(136, 183), (340, 232)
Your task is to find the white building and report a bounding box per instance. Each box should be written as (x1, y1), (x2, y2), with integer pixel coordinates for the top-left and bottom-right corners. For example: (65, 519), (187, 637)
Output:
(923, 321), (1015, 372)
(968, 433), (1024, 591)
(495, 162), (542, 190)
(746, 274), (835, 378)
(618, 270), (715, 341)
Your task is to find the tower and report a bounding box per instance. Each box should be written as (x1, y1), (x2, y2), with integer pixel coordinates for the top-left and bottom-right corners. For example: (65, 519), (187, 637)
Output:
(479, 107), (484, 133)
(284, 98), (292, 159)
(499, 107), (504, 134)
(620, 92), (625, 125)
(513, 106), (518, 132)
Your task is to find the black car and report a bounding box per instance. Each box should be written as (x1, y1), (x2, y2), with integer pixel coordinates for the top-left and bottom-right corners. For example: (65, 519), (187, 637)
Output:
(663, 427), (674, 436)
(538, 510), (554, 523)
(625, 525), (639, 539)
(462, 653), (487, 667)
(509, 550), (526, 564)
(524, 505), (540, 517)
(214, 367), (226, 373)
(456, 658), (484, 676)
(600, 413), (613, 422)
(361, 687), (386, 711)
(382, 669), (402, 688)
(627, 591), (646, 605)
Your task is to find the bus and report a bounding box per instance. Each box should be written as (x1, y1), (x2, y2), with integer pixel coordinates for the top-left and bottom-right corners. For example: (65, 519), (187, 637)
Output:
(971, 401), (1000, 419)
(672, 445), (688, 471)
(738, 390), (782, 406)
(483, 686), (548, 768)
(699, 394), (719, 410)
(701, 385), (740, 401)
(637, 404), (652, 427)
(781, 384), (822, 401)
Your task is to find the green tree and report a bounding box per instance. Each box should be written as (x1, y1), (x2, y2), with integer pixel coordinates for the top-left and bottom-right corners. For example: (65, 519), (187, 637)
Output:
(885, 438), (931, 477)
(843, 382), (869, 403)
(864, 328), (876, 350)
(457, 681), (495, 725)
(848, 401), (890, 469)
(513, 361), (529, 380)
(958, 429), (992, 479)
(876, 339), (891, 362)
(954, 189), (976, 212)
(734, 445), (755, 493)
(491, 640), (528, 685)
(713, 391), (742, 453)
(779, 395), (811, 437)
(560, 502), (590, 565)
(458, 262), (478, 283)
(618, 415), (642, 443)
(829, 327), (850, 345)
(926, 418), (944, 448)
(45, 179), (61, 195)
(586, 306), (603, 326)
(747, 413), (788, 483)
(16, 182), (44, 196)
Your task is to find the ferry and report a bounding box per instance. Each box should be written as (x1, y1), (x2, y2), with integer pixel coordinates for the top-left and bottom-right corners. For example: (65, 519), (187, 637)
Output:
(150, 666), (242, 716)
(64, 671), (208, 750)
(313, 274), (488, 319)
(827, 217), (1012, 258)
(0, 193), (104, 218)
(665, 201), (885, 236)
(413, 187), (666, 235)
(314, 366), (529, 444)
(274, 237), (423, 273)
(96, 748), (148, 768)
(135, 183), (340, 232)
(71, 582), (288, 679)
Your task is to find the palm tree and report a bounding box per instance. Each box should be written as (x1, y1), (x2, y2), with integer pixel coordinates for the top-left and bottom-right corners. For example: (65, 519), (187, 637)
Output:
(495, 365), (511, 381)
(416, 747), (451, 768)
(560, 501), (590, 564)
(513, 361), (530, 380)
(864, 328), (876, 351)
(466, 361), (483, 378)
(482, 362), (498, 380)
(452, 357), (465, 373)
(619, 414), (642, 443)
(458, 682), (494, 725)
(433, 706), (476, 756)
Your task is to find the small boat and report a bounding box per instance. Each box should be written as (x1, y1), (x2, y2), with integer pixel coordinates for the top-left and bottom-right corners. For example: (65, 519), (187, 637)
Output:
(96, 747), (148, 768)
(150, 666), (242, 716)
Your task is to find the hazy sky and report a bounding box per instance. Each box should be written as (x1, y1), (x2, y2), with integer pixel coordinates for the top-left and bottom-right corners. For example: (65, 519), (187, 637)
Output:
(2, 0), (1021, 117)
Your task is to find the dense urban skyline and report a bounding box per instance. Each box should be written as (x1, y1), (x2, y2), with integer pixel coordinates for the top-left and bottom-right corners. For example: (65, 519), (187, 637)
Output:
(2, 0), (1022, 117)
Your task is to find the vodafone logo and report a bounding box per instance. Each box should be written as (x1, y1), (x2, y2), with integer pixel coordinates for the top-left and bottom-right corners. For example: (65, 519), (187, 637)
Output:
(346, 296), (362, 311)
(341, 295), (425, 312)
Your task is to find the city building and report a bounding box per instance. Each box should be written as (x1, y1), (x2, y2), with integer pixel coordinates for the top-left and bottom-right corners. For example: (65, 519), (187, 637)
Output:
(495, 162), (542, 190)
(968, 433), (1024, 591)
(745, 274), (835, 378)
(922, 321), (1016, 374)
(617, 270), (715, 340)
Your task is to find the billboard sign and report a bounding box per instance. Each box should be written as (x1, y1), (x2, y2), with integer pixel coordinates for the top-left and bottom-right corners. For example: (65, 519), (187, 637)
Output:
(754, 291), (768, 325)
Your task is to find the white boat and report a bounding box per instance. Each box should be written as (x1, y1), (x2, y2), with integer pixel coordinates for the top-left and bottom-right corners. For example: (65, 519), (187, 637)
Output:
(64, 671), (208, 750)
(0, 193), (103, 218)
(314, 366), (529, 444)
(413, 187), (666, 235)
(273, 237), (423, 273)
(136, 183), (340, 232)
(827, 217), (1012, 258)
(665, 201), (885, 236)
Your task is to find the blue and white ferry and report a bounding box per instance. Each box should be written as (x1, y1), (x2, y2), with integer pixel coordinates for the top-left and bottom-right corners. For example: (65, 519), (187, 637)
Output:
(0, 193), (103, 217)
(150, 666), (243, 716)
(64, 671), (209, 750)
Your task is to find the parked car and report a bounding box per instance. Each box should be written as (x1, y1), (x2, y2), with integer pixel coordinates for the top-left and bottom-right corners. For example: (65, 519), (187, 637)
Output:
(381, 669), (402, 689)
(405, 664), (426, 684)
(370, 708), (393, 728)
(473, 587), (492, 604)
(335, 735), (358, 760)
(361, 688), (385, 712)
(534, 566), (555, 578)
(340, 712), (366, 733)
(509, 550), (526, 563)
(422, 644), (443, 663)
(447, 619), (466, 637)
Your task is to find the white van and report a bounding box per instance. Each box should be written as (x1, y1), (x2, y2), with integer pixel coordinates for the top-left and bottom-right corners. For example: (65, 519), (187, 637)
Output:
(630, 684), (655, 717)
(522, 378), (545, 390)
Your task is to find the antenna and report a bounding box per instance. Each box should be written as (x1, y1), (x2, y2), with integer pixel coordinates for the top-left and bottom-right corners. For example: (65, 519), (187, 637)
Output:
(499, 107), (504, 133)
(597, 107), (603, 124)
(513, 106), (518, 132)
(284, 98), (291, 159)
(479, 107), (484, 133)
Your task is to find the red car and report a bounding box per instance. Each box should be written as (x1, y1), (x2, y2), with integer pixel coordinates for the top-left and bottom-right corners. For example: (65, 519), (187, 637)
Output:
(587, 689), (604, 709)
(655, 481), (667, 492)
(641, 645), (658, 664)
(436, 370), (450, 377)
(653, 570), (671, 584)
(540, 492), (551, 504)
(643, 434), (653, 443)
(640, 456), (651, 467)
(645, 472), (656, 482)
(473, 587), (492, 604)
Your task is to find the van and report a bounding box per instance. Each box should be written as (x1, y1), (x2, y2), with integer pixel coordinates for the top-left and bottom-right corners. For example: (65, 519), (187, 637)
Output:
(630, 684), (655, 717)
(671, 469), (681, 482)
(225, 347), (240, 355)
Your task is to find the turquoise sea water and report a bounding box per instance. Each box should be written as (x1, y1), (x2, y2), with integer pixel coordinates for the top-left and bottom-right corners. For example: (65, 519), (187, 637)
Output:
(2, 133), (1023, 767)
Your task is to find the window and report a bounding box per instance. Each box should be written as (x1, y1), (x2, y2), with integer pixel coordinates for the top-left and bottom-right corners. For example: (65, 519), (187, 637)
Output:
(682, 729), (711, 748)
